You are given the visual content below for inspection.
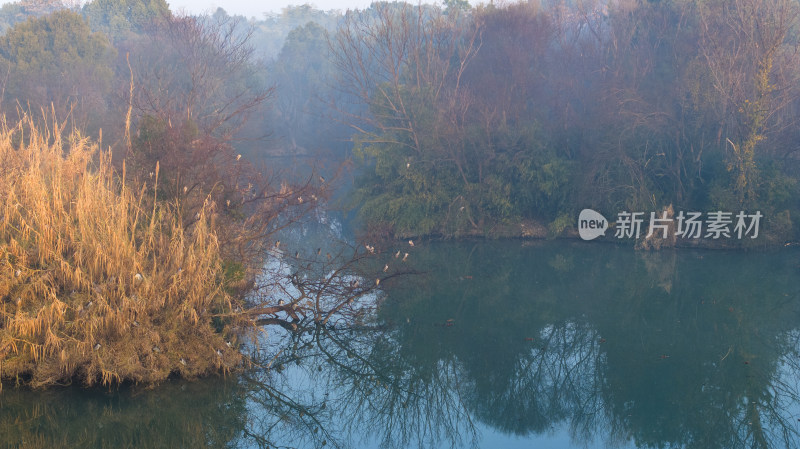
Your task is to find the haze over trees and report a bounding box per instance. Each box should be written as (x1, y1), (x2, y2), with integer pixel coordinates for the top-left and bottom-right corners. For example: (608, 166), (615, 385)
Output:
(330, 0), (800, 242)
(0, 0), (350, 387)
(0, 0), (799, 387)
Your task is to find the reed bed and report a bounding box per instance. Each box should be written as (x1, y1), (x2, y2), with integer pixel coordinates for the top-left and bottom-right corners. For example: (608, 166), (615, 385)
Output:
(0, 118), (245, 389)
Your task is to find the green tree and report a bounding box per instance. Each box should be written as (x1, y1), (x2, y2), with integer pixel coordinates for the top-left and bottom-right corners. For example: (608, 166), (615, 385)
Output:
(81, 0), (169, 42)
(268, 22), (337, 155)
(0, 9), (115, 130)
(253, 5), (340, 60)
(333, 3), (570, 236)
(0, 2), (39, 35)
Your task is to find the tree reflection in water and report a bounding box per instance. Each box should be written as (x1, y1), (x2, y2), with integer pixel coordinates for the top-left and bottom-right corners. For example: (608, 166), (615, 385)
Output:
(248, 241), (800, 449)
(2, 241), (800, 449)
(0, 377), (248, 448)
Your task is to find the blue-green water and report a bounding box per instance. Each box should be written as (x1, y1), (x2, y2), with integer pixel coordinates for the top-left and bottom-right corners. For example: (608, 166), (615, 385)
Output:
(3, 241), (800, 448)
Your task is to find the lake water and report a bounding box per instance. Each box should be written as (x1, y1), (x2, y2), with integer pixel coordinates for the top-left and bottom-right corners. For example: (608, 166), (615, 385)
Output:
(3, 240), (800, 448)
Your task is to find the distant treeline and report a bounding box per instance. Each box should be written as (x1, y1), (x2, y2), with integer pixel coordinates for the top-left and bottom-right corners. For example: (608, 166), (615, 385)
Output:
(0, 0), (799, 244)
(0, 1), (345, 161)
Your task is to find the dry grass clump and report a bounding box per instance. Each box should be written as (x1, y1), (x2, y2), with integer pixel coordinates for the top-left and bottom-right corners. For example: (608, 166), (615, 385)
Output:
(0, 118), (246, 389)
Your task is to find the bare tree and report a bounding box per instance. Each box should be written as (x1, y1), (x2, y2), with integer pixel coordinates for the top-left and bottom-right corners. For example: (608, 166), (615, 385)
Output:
(699, 0), (800, 204)
(329, 2), (481, 173)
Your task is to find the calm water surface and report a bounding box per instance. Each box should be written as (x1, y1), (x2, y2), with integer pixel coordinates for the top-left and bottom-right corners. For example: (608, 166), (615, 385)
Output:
(3, 241), (800, 448)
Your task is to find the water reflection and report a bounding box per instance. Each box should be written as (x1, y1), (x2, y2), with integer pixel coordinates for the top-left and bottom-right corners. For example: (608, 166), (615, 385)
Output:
(2, 241), (800, 449)
(0, 377), (247, 448)
(253, 241), (800, 448)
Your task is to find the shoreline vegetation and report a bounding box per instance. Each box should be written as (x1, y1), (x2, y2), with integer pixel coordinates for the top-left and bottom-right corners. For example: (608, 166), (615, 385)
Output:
(337, 1), (800, 244)
(393, 206), (784, 251)
(0, 2), (369, 389)
(0, 115), (390, 390)
(0, 118), (246, 389)
(0, 110), (395, 390)
(394, 224), (790, 251)
(1, 0), (800, 390)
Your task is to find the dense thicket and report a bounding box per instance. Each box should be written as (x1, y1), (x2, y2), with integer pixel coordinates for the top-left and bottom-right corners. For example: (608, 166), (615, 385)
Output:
(0, 119), (245, 388)
(332, 0), (800, 242)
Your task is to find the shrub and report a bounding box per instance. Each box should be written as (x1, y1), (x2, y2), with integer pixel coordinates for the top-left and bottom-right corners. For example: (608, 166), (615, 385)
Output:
(0, 117), (246, 389)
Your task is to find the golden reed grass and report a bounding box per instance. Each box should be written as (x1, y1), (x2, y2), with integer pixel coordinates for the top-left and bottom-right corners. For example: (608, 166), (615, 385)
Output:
(0, 117), (246, 389)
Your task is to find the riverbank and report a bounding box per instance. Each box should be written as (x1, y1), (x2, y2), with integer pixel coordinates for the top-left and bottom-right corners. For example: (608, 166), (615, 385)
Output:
(393, 217), (791, 250)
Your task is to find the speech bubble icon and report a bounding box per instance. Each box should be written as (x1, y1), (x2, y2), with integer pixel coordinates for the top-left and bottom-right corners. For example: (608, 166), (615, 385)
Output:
(578, 209), (608, 241)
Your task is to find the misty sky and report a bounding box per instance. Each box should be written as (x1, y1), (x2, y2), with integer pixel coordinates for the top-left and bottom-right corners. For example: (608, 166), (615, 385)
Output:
(0, 1), (374, 18)
(168, 0), (374, 17)
(0, 1), (452, 19)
